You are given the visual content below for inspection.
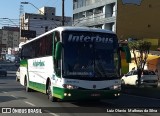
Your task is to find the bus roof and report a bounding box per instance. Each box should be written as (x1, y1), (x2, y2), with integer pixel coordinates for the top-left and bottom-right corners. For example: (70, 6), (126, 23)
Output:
(55, 26), (115, 34)
(22, 26), (115, 46)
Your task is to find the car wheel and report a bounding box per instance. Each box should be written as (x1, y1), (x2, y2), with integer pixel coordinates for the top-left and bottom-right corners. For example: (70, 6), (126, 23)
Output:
(135, 80), (140, 87)
(135, 80), (138, 85)
(121, 79), (125, 85)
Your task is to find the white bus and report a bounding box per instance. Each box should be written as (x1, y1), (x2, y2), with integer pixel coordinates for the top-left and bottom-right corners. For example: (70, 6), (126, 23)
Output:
(19, 26), (130, 101)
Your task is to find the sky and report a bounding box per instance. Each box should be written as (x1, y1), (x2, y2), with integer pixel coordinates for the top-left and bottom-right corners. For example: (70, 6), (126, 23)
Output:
(0, 0), (73, 28)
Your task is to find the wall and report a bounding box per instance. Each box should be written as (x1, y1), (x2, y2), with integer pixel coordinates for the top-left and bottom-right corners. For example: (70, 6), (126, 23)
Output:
(117, 0), (160, 41)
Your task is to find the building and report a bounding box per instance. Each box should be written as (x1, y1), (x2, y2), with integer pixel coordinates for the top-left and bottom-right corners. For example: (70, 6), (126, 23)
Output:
(20, 6), (72, 42)
(0, 26), (20, 58)
(73, 0), (160, 74)
(73, 0), (117, 31)
(73, 0), (160, 50)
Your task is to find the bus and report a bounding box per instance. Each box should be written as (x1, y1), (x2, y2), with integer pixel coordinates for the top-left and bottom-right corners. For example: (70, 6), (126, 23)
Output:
(19, 26), (131, 101)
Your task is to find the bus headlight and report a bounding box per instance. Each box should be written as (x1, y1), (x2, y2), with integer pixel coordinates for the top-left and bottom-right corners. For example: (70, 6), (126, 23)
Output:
(63, 84), (79, 89)
(110, 85), (121, 90)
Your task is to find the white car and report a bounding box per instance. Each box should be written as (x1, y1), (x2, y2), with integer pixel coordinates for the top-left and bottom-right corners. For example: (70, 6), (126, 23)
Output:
(121, 70), (158, 88)
(16, 68), (20, 82)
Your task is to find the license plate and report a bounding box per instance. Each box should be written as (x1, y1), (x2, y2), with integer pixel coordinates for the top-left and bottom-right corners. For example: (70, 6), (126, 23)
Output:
(91, 94), (100, 97)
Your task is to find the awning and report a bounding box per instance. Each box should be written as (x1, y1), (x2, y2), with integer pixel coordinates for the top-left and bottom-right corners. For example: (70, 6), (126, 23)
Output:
(147, 54), (160, 61)
(131, 54), (160, 63)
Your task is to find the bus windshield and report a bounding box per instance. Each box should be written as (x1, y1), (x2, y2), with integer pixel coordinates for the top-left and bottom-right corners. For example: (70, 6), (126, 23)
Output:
(62, 31), (120, 80)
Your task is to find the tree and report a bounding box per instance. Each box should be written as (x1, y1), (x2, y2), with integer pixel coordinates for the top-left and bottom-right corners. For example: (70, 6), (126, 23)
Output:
(128, 40), (151, 87)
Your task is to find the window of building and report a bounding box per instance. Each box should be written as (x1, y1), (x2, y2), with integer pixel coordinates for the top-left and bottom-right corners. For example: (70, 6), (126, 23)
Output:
(45, 26), (48, 32)
(94, 6), (103, 14)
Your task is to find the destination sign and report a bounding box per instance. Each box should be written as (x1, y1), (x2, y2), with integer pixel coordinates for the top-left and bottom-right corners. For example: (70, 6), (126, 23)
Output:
(68, 34), (114, 43)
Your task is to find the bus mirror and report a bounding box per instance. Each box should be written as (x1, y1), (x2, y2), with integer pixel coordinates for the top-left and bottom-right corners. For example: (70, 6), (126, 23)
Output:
(121, 46), (131, 63)
(55, 42), (62, 60)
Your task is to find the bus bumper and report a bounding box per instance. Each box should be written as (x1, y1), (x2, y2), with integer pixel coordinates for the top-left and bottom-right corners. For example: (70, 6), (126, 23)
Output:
(52, 87), (121, 101)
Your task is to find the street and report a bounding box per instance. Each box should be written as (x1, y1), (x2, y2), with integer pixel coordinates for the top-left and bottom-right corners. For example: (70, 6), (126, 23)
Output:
(0, 62), (160, 116)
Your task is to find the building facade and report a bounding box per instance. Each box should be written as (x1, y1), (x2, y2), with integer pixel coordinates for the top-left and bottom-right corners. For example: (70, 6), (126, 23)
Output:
(73, 0), (117, 31)
(73, 0), (160, 74)
(20, 6), (72, 42)
(0, 27), (19, 56)
(73, 0), (160, 50)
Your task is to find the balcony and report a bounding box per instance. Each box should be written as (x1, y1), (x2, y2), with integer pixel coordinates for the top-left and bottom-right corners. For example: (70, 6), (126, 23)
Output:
(73, 0), (104, 9)
(73, 13), (116, 27)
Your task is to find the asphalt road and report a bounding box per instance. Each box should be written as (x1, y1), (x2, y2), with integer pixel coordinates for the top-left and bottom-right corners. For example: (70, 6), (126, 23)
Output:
(0, 62), (160, 116)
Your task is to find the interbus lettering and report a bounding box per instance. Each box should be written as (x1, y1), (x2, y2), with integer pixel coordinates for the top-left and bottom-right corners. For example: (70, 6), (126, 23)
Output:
(68, 34), (113, 43)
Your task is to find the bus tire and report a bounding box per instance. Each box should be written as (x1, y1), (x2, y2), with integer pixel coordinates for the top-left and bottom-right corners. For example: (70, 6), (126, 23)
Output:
(24, 77), (32, 92)
(47, 81), (56, 102)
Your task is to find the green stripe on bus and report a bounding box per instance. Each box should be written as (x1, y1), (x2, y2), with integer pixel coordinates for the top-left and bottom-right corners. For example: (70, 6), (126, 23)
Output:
(20, 59), (28, 67)
(29, 81), (46, 93)
(53, 87), (120, 100)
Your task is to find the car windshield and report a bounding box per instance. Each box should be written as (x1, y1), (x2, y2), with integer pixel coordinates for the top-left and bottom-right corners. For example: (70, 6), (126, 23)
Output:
(62, 31), (120, 80)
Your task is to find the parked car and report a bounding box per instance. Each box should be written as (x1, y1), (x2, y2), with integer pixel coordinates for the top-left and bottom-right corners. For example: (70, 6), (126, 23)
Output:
(121, 70), (158, 88)
(0, 66), (7, 77)
(16, 68), (20, 82)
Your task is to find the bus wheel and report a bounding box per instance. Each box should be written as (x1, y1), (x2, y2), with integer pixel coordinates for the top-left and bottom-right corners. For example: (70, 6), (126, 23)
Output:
(47, 82), (56, 102)
(24, 77), (32, 92)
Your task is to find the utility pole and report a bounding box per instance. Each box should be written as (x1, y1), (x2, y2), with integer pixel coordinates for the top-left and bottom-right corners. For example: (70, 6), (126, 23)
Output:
(62, 0), (65, 26)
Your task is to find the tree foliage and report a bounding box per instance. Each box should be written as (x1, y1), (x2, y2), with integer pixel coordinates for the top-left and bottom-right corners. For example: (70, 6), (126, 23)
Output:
(128, 40), (151, 87)
(128, 40), (151, 70)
